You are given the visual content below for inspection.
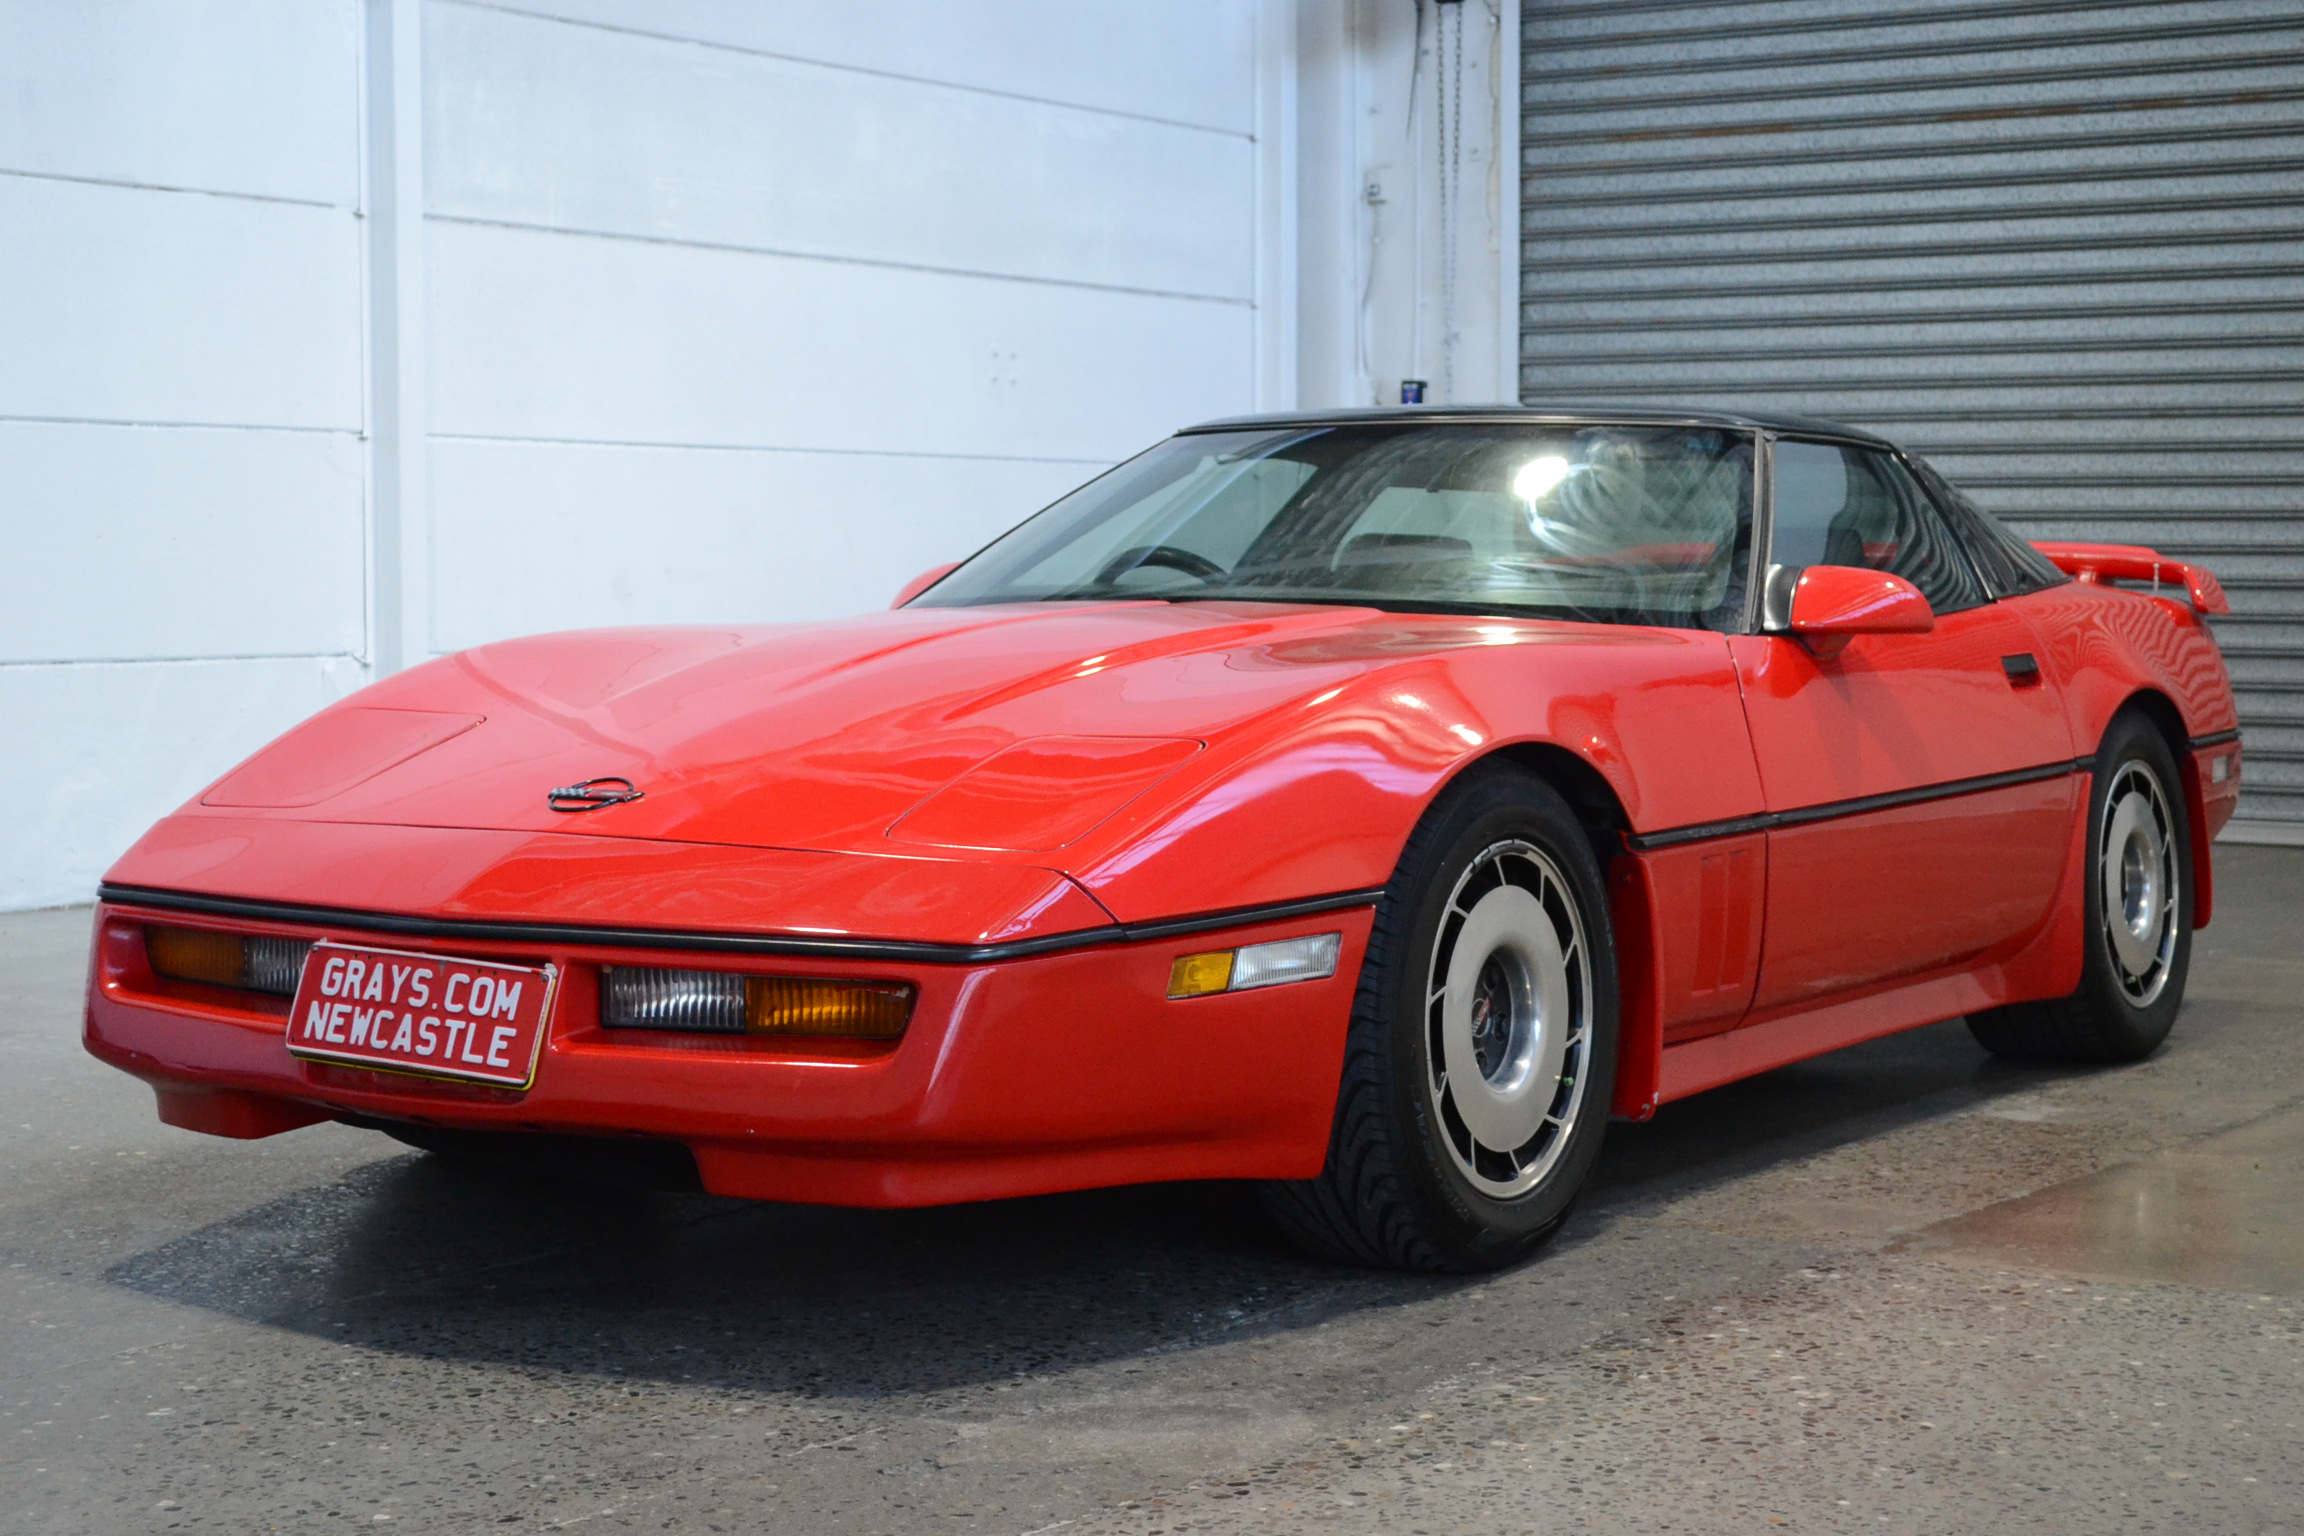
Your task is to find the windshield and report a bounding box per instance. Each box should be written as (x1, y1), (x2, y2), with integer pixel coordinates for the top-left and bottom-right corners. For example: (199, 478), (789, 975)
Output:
(914, 422), (1756, 629)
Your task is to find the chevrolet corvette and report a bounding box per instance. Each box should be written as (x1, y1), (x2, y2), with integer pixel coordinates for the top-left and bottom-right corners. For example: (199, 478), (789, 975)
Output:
(84, 407), (2242, 1271)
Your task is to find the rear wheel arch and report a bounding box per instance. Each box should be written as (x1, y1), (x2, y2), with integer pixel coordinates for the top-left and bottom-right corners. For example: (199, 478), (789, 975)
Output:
(2102, 689), (2212, 929)
(1970, 709), (2194, 1063)
(2110, 688), (2188, 763)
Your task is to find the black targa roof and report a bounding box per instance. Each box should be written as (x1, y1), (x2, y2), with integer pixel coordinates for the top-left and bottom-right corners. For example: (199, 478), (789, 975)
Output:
(1180, 403), (1892, 447)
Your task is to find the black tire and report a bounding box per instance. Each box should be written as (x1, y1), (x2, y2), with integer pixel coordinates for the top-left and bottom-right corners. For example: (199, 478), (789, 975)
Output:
(1260, 765), (1618, 1272)
(1967, 711), (2193, 1064)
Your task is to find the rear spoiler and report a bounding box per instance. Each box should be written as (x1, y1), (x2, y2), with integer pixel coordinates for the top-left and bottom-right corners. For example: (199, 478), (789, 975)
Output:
(2031, 541), (2231, 616)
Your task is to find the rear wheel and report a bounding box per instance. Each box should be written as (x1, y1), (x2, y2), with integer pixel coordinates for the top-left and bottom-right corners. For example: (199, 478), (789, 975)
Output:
(1261, 766), (1617, 1272)
(1968, 711), (2192, 1064)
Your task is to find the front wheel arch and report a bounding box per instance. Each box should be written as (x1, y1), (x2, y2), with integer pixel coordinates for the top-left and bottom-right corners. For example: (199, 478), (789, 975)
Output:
(1483, 741), (1632, 872)
(1417, 741), (1658, 1126)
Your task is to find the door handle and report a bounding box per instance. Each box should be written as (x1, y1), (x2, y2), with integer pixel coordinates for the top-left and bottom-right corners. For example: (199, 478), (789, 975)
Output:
(2001, 653), (2042, 687)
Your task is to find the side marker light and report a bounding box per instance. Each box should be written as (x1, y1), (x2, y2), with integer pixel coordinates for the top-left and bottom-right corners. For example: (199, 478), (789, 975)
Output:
(1167, 951), (1235, 998)
(1168, 933), (1342, 999)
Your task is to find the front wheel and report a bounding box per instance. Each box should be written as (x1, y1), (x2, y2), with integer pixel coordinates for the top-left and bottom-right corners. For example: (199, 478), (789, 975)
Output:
(1968, 711), (2193, 1064)
(1261, 766), (1618, 1272)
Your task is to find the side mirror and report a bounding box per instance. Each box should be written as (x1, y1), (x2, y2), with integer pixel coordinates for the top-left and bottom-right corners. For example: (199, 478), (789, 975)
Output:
(892, 562), (960, 609)
(1777, 564), (1934, 659)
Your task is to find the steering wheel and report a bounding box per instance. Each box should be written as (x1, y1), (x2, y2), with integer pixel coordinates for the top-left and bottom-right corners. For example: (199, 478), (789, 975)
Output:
(1095, 544), (1227, 587)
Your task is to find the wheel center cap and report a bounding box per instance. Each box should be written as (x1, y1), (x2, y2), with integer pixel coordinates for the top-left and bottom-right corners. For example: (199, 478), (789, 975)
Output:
(2100, 779), (2175, 990)
(1470, 956), (1521, 1083)
(1439, 886), (1571, 1150)
(2121, 830), (2158, 941)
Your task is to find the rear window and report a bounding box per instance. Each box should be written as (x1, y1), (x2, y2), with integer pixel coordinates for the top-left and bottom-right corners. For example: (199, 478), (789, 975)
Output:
(1905, 455), (2070, 599)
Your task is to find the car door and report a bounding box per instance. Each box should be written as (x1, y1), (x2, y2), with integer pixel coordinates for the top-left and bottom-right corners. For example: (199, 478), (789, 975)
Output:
(1729, 437), (2080, 1015)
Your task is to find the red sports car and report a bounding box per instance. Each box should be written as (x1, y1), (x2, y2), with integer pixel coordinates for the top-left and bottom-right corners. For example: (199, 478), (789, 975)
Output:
(85, 408), (2241, 1271)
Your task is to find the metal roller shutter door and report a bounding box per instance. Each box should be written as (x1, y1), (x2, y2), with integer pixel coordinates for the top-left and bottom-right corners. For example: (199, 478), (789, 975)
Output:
(1520, 0), (2304, 829)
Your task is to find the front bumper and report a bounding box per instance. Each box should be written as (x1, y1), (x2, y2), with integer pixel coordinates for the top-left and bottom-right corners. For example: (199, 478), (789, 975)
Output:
(85, 898), (1369, 1206)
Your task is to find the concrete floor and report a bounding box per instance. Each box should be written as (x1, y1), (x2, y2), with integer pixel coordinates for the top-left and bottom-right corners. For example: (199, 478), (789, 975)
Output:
(3, 850), (2301, 1535)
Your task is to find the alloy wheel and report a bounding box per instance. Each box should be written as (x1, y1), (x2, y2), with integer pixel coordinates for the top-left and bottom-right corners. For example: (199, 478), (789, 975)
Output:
(2100, 759), (2180, 1007)
(1423, 839), (1594, 1198)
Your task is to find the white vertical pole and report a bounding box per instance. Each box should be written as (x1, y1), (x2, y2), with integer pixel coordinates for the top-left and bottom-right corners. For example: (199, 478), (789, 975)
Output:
(1254, 0), (1300, 412)
(1284, 0), (1362, 409)
(364, 0), (427, 674)
(1495, 0), (1522, 403)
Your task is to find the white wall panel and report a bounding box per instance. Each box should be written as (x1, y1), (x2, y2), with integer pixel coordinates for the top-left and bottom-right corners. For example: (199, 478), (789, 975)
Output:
(427, 220), (1254, 463)
(0, 1), (1285, 910)
(426, 1), (1253, 299)
(0, 0), (358, 204)
(473, 0), (1257, 135)
(0, 176), (362, 429)
(428, 439), (1090, 652)
(0, 0), (369, 911)
(0, 422), (366, 663)
(0, 656), (366, 910)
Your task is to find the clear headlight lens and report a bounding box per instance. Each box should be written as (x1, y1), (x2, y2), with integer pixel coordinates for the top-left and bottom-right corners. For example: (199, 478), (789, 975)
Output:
(600, 967), (913, 1039)
(601, 966), (747, 1032)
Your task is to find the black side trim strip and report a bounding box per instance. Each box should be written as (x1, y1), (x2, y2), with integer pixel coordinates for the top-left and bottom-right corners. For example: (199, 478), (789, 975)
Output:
(2189, 729), (2242, 750)
(95, 883), (1388, 966)
(1626, 757), (2091, 853)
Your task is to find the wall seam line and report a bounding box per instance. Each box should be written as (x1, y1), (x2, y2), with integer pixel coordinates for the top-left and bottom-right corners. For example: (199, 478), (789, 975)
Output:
(0, 414), (360, 435)
(0, 164), (346, 210)
(426, 213), (1257, 306)
(443, 0), (1257, 141)
(429, 433), (1114, 464)
(0, 655), (366, 670)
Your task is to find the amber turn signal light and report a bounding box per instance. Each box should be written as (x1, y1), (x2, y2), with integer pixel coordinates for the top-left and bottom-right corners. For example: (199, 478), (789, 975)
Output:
(745, 977), (912, 1038)
(147, 926), (244, 987)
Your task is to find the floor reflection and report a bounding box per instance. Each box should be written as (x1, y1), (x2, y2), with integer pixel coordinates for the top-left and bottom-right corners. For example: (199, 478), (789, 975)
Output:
(1900, 1103), (2304, 1295)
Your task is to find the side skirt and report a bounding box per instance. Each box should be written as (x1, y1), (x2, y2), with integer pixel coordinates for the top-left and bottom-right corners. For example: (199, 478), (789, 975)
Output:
(1654, 969), (1999, 1105)
(1616, 769), (2093, 1117)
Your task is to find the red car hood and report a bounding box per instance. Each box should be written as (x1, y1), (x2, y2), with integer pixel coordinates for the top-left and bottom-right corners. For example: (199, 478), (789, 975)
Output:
(179, 600), (1536, 862)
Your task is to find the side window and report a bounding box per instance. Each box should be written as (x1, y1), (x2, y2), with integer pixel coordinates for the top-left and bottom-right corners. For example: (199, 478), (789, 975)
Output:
(1770, 441), (1986, 614)
(1905, 454), (2070, 598)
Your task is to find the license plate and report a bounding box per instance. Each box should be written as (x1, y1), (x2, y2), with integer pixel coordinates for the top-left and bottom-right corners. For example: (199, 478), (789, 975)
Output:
(286, 941), (557, 1090)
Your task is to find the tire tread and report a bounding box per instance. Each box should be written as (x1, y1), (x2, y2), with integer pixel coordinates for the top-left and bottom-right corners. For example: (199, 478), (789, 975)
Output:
(1966, 992), (2134, 1064)
(1260, 811), (1445, 1270)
